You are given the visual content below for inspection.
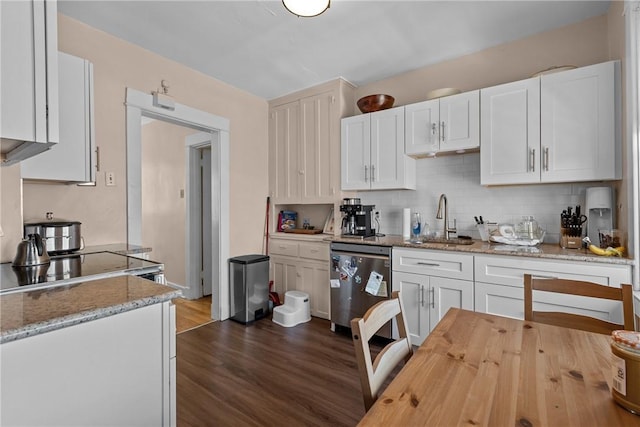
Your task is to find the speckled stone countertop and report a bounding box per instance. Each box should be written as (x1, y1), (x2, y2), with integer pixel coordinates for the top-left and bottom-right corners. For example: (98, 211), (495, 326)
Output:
(0, 275), (181, 344)
(326, 235), (635, 266)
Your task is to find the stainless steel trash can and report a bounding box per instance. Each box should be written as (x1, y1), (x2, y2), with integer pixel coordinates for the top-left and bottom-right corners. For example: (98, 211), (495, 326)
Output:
(229, 254), (270, 324)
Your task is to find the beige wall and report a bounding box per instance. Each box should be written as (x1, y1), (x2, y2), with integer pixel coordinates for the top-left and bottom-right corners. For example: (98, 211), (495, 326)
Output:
(354, 14), (611, 107)
(141, 120), (197, 286)
(0, 165), (23, 262)
(11, 14), (269, 263)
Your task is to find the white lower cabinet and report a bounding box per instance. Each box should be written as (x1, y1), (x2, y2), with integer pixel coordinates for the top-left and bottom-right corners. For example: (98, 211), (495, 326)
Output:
(474, 255), (632, 324)
(0, 301), (176, 427)
(270, 238), (330, 319)
(395, 271), (473, 346)
(393, 248), (474, 346)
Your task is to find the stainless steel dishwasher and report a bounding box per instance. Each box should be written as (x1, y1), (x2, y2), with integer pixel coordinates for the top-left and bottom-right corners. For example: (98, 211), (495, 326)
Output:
(330, 242), (392, 338)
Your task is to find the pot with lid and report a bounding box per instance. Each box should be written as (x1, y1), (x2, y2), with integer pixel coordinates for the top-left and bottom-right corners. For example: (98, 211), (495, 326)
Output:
(24, 220), (82, 255)
(13, 233), (50, 267)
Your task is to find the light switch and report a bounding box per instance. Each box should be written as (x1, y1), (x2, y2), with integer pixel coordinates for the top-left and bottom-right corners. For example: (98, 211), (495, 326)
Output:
(106, 172), (116, 186)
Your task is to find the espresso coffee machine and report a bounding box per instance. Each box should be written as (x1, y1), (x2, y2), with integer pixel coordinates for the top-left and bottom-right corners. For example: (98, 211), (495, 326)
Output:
(340, 198), (375, 237)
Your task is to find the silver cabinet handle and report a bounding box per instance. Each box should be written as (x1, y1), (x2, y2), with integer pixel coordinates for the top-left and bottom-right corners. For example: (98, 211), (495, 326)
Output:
(430, 122), (437, 143)
(371, 164), (375, 182)
(416, 262), (440, 267)
(530, 148), (535, 172)
(544, 147), (549, 171)
(420, 285), (425, 307)
(430, 287), (435, 309)
(440, 122), (445, 142)
(364, 165), (368, 182)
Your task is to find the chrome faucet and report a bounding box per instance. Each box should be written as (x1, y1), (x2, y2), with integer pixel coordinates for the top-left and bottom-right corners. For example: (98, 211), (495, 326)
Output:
(436, 193), (457, 240)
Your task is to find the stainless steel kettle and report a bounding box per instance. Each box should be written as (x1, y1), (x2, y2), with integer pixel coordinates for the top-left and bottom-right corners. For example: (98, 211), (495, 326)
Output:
(13, 233), (51, 267)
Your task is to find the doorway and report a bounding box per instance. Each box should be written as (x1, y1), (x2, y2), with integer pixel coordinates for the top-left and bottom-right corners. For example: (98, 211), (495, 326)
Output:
(185, 133), (215, 299)
(126, 88), (230, 321)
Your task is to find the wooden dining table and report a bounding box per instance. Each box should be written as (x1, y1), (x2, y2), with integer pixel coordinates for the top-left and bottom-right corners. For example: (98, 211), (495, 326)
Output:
(358, 308), (640, 426)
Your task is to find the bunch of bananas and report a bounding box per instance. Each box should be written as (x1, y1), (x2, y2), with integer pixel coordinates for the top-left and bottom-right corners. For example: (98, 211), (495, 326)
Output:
(582, 237), (625, 257)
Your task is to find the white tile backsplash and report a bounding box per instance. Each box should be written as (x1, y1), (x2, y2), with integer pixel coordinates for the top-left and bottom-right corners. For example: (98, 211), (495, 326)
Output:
(357, 153), (613, 244)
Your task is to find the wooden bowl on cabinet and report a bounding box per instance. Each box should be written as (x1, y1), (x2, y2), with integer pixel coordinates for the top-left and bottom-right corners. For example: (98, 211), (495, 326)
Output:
(357, 94), (395, 113)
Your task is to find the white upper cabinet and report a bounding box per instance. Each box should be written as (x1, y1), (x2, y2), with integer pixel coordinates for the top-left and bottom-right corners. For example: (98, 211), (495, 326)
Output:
(270, 100), (300, 201)
(341, 106), (416, 191)
(22, 52), (96, 182)
(269, 80), (349, 204)
(405, 90), (479, 157)
(481, 61), (620, 185)
(1, 0), (59, 165)
(540, 61), (620, 182)
(480, 78), (541, 185)
(299, 92), (337, 202)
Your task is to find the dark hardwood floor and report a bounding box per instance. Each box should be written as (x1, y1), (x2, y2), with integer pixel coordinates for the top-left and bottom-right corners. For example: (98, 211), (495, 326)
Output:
(176, 317), (371, 427)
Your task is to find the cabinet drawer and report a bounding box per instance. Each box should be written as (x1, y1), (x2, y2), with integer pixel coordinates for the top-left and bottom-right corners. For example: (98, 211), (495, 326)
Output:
(299, 242), (328, 262)
(392, 248), (473, 281)
(474, 255), (632, 288)
(270, 240), (299, 257)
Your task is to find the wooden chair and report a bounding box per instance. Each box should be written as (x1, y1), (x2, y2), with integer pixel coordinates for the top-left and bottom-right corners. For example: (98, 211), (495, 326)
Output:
(351, 291), (413, 411)
(523, 274), (634, 334)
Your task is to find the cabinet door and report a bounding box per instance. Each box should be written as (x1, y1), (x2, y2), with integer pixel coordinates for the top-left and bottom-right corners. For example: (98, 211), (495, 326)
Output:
(429, 277), (473, 332)
(341, 114), (370, 190)
(299, 260), (330, 320)
(269, 101), (300, 200)
(270, 256), (298, 296)
(541, 61), (619, 182)
(480, 78), (540, 185)
(439, 90), (479, 152)
(0, 0), (58, 146)
(0, 304), (165, 426)
(394, 271), (430, 346)
(370, 106), (406, 190)
(22, 52), (94, 182)
(474, 254), (632, 288)
(405, 99), (440, 156)
(475, 281), (626, 324)
(300, 91), (337, 202)
(475, 282), (525, 320)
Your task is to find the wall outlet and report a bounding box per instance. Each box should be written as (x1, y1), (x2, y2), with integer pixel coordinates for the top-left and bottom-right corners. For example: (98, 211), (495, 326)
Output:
(106, 172), (116, 186)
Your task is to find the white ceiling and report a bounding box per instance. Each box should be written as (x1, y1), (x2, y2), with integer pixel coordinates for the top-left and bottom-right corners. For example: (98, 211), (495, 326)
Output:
(58, 0), (611, 100)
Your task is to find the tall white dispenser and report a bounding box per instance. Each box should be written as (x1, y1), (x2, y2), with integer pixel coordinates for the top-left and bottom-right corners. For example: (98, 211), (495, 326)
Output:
(585, 187), (613, 243)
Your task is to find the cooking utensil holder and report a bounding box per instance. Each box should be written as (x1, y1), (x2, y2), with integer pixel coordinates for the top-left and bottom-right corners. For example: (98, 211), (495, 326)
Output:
(477, 223), (489, 242)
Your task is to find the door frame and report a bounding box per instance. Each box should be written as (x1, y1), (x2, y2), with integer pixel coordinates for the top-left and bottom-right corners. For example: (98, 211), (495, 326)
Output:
(125, 88), (230, 320)
(185, 134), (214, 300)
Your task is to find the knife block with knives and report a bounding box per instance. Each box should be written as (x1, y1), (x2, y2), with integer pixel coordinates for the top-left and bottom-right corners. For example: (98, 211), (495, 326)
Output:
(560, 205), (587, 249)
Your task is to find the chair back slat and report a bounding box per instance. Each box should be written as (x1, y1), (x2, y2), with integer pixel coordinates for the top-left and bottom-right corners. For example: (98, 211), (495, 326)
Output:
(351, 291), (413, 411)
(524, 274), (634, 334)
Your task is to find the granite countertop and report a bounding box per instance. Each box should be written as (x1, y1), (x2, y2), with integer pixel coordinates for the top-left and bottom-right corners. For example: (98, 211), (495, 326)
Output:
(326, 234), (635, 266)
(0, 275), (181, 344)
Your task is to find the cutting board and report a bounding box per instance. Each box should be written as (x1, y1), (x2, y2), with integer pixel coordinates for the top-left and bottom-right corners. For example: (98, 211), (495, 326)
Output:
(283, 228), (323, 234)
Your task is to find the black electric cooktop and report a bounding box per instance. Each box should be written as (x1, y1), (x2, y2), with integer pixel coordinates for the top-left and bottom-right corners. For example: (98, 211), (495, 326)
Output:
(0, 251), (163, 294)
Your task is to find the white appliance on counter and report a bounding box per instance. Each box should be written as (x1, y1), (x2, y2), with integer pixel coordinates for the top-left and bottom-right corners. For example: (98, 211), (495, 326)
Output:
(0, 251), (165, 295)
(585, 187), (613, 242)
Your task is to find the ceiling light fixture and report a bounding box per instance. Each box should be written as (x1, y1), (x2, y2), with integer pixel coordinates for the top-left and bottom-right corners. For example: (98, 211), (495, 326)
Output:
(282, 0), (330, 17)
